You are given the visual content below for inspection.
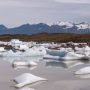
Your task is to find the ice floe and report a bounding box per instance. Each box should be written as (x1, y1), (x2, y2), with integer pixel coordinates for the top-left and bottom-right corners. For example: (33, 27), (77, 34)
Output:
(13, 73), (47, 88)
(75, 66), (90, 75)
(12, 60), (37, 67)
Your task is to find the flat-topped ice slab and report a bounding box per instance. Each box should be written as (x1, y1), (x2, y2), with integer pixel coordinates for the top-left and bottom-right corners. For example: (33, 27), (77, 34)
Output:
(75, 66), (90, 75)
(18, 87), (35, 90)
(12, 61), (37, 67)
(14, 73), (47, 88)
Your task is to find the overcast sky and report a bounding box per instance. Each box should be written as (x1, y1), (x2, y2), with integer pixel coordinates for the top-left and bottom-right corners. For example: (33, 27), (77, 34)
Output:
(0, 0), (90, 27)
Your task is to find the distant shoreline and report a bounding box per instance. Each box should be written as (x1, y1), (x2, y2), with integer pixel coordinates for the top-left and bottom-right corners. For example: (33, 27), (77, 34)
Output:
(0, 33), (90, 43)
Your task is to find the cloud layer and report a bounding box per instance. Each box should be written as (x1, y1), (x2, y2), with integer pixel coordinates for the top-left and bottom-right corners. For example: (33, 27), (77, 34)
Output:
(55, 0), (90, 4)
(0, 0), (90, 7)
(0, 0), (90, 27)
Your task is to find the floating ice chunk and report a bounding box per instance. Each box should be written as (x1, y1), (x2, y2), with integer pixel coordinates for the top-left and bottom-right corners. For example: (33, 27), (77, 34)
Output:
(0, 50), (22, 57)
(0, 47), (6, 52)
(12, 61), (37, 67)
(84, 46), (90, 51)
(62, 52), (86, 60)
(19, 45), (29, 50)
(75, 66), (90, 75)
(43, 55), (60, 60)
(45, 51), (87, 60)
(10, 39), (22, 44)
(18, 87), (34, 90)
(29, 66), (37, 70)
(75, 47), (83, 51)
(12, 61), (28, 66)
(76, 74), (90, 79)
(14, 73), (47, 88)
(0, 46), (46, 57)
(29, 61), (37, 66)
(46, 49), (66, 57)
(13, 65), (37, 70)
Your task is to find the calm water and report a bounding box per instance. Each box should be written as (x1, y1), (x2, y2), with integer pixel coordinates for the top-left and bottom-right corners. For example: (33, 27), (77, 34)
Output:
(0, 56), (43, 63)
(0, 56), (90, 90)
(0, 56), (90, 69)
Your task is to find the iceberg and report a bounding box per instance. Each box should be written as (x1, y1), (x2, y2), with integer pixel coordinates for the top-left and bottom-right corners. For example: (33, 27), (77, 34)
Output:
(0, 47), (46, 57)
(12, 60), (37, 68)
(0, 50), (23, 57)
(44, 52), (87, 60)
(0, 47), (6, 52)
(62, 52), (87, 60)
(43, 55), (60, 60)
(14, 73), (47, 88)
(46, 49), (67, 57)
(75, 66), (90, 75)
(18, 87), (34, 90)
(16, 44), (29, 51)
(76, 74), (90, 79)
(75, 45), (90, 56)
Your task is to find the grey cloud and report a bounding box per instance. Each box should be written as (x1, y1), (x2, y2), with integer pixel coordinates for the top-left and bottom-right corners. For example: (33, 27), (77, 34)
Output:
(0, 0), (90, 27)
(55, 0), (90, 4)
(0, 0), (54, 8)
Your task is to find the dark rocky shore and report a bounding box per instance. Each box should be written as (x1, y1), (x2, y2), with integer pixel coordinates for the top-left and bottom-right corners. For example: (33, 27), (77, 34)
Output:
(0, 33), (90, 42)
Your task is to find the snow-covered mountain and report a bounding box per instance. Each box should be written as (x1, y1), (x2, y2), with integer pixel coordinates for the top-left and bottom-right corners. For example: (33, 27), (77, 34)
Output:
(0, 21), (90, 35)
(76, 22), (90, 30)
(57, 21), (90, 30)
(57, 21), (73, 28)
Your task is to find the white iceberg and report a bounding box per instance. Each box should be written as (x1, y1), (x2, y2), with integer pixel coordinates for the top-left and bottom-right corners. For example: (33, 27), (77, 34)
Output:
(29, 61), (37, 66)
(43, 54), (60, 60)
(9, 39), (22, 45)
(46, 48), (87, 60)
(75, 66), (90, 75)
(76, 74), (90, 79)
(0, 47), (6, 52)
(0, 47), (46, 57)
(46, 49), (67, 57)
(75, 45), (90, 56)
(14, 73), (47, 88)
(44, 51), (87, 60)
(16, 44), (29, 51)
(12, 61), (37, 67)
(18, 87), (34, 90)
(0, 50), (23, 57)
(13, 65), (37, 70)
(62, 52), (86, 60)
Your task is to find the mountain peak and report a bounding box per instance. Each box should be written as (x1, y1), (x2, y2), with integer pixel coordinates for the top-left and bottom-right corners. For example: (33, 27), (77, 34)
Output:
(57, 21), (73, 28)
(0, 24), (7, 30)
(76, 22), (90, 30)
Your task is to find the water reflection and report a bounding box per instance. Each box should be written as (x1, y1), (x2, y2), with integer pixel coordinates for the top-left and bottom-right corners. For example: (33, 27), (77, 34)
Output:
(76, 74), (90, 79)
(13, 65), (37, 70)
(0, 56), (89, 70)
(0, 56), (43, 63)
(46, 59), (89, 69)
(18, 87), (34, 90)
(0, 56), (42, 70)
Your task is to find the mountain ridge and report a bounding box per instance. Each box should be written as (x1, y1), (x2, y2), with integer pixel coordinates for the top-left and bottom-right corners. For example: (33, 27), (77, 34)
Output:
(0, 21), (90, 35)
